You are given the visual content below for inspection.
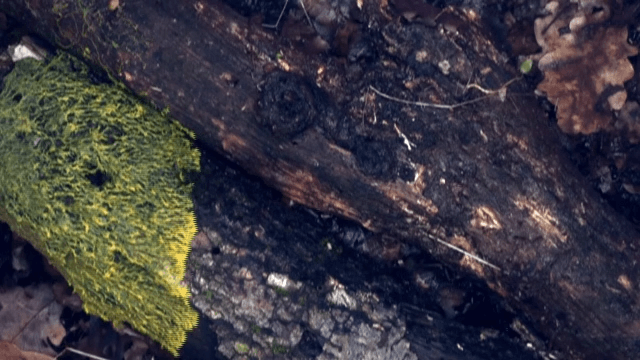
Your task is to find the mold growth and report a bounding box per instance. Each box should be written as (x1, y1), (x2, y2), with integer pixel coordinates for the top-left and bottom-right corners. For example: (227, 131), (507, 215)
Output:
(0, 53), (200, 356)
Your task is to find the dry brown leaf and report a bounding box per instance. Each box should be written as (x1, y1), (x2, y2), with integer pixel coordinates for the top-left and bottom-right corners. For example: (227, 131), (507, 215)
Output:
(534, 0), (638, 134)
(616, 101), (640, 143)
(0, 341), (53, 360)
(0, 284), (66, 356)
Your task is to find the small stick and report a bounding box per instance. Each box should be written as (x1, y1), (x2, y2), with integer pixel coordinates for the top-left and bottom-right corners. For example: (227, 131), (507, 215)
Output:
(55, 348), (110, 360)
(263, 0), (289, 29)
(298, 0), (319, 33)
(427, 234), (501, 271)
(263, 0), (317, 33)
(369, 85), (487, 110)
(369, 76), (522, 110)
(464, 76), (521, 95)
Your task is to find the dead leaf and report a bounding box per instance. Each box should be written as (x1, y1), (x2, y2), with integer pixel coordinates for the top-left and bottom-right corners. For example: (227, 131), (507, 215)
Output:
(0, 284), (66, 356)
(0, 341), (53, 360)
(534, 0), (638, 135)
(616, 101), (640, 143)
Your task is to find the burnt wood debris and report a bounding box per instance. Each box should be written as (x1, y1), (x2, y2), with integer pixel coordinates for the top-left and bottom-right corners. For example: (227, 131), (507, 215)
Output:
(2, 0), (640, 359)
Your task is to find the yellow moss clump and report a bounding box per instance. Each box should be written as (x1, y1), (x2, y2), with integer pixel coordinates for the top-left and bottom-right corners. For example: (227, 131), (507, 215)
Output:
(0, 53), (200, 355)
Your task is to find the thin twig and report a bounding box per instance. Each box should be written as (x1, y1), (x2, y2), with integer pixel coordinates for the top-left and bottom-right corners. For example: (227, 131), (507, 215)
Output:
(369, 85), (488, 110)
(369, 76), (522, 110)
(298, 0), (318, 33)
(427, 233), (501, 270)
(464, 76), (521, 95)
(55, 348), (110, 360)
(263, 0), (289, 29)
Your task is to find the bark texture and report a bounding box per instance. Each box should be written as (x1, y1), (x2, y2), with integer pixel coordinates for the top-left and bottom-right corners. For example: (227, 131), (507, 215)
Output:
(1, 0), (640, 359)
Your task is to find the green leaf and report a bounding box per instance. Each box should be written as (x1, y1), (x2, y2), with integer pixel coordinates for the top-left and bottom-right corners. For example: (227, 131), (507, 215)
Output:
(520, 59), (533, 74)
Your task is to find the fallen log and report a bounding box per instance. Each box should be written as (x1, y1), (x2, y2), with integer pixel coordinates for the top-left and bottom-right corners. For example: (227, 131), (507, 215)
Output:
(1, 0), (640, 358)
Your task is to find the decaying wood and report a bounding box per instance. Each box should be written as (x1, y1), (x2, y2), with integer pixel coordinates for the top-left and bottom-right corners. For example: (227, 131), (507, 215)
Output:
(2, 0), (640, 358)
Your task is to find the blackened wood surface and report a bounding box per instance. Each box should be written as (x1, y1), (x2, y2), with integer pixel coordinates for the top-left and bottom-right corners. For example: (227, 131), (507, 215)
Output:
(1, 0), (640, 359)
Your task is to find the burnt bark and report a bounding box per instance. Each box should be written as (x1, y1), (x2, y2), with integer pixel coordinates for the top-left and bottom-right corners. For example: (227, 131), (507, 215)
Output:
(1, 0), (640, 359)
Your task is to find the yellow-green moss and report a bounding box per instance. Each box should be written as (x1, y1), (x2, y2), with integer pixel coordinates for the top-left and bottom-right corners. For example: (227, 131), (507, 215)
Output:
(0, 53), (199, 355)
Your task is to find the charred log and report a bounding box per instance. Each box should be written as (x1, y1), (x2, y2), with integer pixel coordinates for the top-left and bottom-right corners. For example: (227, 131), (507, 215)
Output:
(1, 0), (640, 359)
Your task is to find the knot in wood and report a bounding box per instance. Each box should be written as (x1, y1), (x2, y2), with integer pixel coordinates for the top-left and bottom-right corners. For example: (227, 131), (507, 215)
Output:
(259, 71), (318, 138)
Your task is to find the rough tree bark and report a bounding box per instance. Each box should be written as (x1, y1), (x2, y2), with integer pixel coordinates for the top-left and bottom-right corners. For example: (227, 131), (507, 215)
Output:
(1, 0), (639, 359)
